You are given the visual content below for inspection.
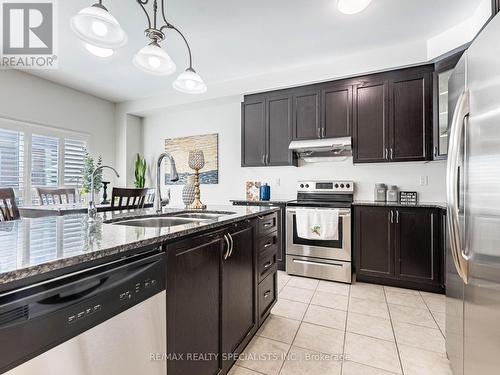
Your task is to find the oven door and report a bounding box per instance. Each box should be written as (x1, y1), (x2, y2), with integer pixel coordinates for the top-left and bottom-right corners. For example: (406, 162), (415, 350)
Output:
(286, 207), (351, 261)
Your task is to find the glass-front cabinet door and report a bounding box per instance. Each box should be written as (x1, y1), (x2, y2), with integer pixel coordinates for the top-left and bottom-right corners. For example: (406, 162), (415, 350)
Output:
(435, 69), (452, 158)
(434, 51), (464, 160)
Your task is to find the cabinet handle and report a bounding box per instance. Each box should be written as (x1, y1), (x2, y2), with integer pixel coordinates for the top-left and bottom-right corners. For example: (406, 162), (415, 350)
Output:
(396, 210), (400, 224)
(263, 261), (272, 269)
(385, 148), (388, 160)
(263, 241), (273, 248)
(390, 148), (394, 160)
(322, 128), (325, 138)
(227, 233), (234, 258)
(264, 291), (271, 298)
(223, 235), (231, 260)
(390, 210), (394, 224)
(262, 154), (266, 165)
(317, 127), (321, 138)
(263, 223), (273, 228)
(266, 154), (270, 164)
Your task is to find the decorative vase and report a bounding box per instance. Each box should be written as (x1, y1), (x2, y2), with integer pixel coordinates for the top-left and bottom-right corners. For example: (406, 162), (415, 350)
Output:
(188, 150), (206, 210)
(182, 175), (196, 208)
(101, 181), (110, 204)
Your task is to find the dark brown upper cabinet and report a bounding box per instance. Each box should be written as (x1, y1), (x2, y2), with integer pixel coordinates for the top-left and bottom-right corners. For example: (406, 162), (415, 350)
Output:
(353, 66), (433, 163)
(292, 89), (321, 140)
(389, 71), (432, 161)
(241, 93), (297, 167)
(322, 84), (353, 138)
(241, 98), (266, 167)
(242, 64), (435, 166)
(353, 80), (389, 163)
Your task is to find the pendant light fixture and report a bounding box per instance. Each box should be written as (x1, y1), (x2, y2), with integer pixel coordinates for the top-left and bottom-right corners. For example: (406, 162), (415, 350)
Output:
(70, 1), (127, 49)
(337, 0), (372, 14)
(71, 0), (207, 94)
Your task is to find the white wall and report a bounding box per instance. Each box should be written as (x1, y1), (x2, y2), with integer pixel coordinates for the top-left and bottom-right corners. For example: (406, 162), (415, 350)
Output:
(142, 96), (447, 206)
(0, 70), (117, 182)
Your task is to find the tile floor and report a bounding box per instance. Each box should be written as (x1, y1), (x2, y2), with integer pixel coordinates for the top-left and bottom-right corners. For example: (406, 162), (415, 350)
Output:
(231, 271), (450, 375)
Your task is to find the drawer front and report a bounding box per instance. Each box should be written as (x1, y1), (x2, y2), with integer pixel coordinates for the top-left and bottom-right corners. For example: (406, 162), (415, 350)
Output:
(286, 255), (352, 283)
(258, 271), (277, 323)
(258, 232), (278, 254)
(258, 213), (278, 235)
(258, 248), (278, 283)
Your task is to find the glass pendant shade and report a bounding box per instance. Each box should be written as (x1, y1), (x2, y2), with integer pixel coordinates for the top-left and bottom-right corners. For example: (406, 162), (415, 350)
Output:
(84, 43), (114, 57)
(173, 68), (207, 94)
(337, 0), (372, 14)
(133, 42), (176, 75)
(71, 5), (127, 49)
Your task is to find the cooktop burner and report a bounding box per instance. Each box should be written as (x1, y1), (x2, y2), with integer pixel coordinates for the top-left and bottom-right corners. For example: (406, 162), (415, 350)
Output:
(289, 180), (355, 208)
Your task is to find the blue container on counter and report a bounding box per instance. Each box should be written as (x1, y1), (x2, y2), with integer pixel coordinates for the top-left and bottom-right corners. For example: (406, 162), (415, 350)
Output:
(260, 183), (270, 201)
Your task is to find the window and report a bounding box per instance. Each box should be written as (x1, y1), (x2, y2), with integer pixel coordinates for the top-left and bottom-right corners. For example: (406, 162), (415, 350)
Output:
(31, 134), (59, 188)
(0, 128), (24, 202)
(64, 139), (87, 187)
(0, 119), (89, 204)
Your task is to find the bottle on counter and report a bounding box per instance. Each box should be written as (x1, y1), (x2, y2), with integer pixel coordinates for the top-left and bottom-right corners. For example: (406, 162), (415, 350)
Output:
(386, 185), (399, 203)
(260, 183), (271, 201)
(374, 183), (387, 202)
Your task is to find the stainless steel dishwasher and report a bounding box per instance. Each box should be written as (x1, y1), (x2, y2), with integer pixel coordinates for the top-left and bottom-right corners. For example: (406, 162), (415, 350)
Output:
(0, 251), (166, 375)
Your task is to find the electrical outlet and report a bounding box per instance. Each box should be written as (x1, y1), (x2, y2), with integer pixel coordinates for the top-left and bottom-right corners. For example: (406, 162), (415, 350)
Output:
(420, 176), (429, 186)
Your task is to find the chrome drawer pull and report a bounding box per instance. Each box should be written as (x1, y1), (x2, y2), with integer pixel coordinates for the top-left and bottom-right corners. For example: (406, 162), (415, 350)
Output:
(263, 261), (272, 269)
(263, 242), (273, 248)
(264, 291), (271, 298)
(292, 259), (343, 268)
(263, 223), (273, 227)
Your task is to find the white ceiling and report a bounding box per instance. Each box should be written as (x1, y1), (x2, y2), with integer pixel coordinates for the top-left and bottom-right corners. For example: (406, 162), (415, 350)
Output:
(28, 0), (483, 103)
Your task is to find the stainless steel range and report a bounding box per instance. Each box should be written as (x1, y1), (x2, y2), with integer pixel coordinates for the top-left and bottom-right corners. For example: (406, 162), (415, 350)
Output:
(286, 180), (353, 283)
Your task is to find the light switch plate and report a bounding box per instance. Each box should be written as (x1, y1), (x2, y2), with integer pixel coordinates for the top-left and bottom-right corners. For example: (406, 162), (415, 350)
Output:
(420, 176), (429, 186)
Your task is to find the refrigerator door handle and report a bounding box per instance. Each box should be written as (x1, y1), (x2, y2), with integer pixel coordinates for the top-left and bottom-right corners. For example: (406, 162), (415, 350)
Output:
(446, 89), (470, 283)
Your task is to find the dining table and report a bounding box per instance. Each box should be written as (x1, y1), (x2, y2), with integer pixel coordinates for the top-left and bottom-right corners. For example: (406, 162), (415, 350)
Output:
(19, 203), (154, 218)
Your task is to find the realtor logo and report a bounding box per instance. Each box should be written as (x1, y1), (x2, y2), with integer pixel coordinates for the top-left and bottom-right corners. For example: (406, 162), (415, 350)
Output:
(1, 0), (58, 69)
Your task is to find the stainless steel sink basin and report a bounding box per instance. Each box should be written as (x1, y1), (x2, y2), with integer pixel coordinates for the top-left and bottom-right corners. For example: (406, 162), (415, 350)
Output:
(110, 217), (199, 228)
(171, 211), (235, 220)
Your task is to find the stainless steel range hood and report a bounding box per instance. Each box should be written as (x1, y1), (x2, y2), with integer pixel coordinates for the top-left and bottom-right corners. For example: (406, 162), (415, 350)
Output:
(289, 137), (352, 162)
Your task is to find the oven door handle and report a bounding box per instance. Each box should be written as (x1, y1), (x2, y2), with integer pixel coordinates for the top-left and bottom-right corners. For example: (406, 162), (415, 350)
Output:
(292, 259), (344, 268)
(287, 209), (351, 216)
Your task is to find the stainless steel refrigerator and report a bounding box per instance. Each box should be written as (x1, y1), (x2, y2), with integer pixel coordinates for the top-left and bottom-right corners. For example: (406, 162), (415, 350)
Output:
(446, 13), (500, 375)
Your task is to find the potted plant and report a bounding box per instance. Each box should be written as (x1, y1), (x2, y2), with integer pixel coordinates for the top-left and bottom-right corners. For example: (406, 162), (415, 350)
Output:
(134, 154), (147, 189)
(81, 152), (103, 202)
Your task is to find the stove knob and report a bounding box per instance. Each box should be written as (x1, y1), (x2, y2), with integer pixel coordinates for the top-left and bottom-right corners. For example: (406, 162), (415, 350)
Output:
(334, 184), (339, 188)
(340, 184), (345, 188)
(300, 184), (304, 188)
(305, 184), (310, 188)
(346, 183), (351, 189)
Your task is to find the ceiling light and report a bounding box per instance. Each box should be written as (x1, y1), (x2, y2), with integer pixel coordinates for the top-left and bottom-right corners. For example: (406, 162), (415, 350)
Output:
(337, 0), (372, 14)
(173, 68), (207, 94)
(84, 43), (114, 58)
(133, 42), (176, 75)
(70, 3), (127, 49)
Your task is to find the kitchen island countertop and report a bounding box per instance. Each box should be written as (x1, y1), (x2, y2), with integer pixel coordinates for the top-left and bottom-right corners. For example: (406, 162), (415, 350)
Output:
(0, 205), (278, 292)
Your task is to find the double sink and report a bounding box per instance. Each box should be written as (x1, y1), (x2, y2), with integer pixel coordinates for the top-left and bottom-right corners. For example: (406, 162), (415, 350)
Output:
(107, 211), (236, 228)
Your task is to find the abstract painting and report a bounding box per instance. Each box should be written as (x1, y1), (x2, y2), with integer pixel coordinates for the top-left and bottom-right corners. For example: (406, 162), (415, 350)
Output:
(164, 133), (219, 185)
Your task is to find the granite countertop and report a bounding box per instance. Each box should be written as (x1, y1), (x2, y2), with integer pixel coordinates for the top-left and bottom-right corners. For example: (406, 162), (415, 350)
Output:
(231, 199), (294, 205)
(0, 205), (278, 291)
(353, 200), (447, 210)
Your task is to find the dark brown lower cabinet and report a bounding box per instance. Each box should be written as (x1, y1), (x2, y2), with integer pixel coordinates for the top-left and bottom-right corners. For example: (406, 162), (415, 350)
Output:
(222, 224), (257, 373)
(166, 230), (224, 375)
(166, 216), (278, 375)
(354, 205), (444, 293)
